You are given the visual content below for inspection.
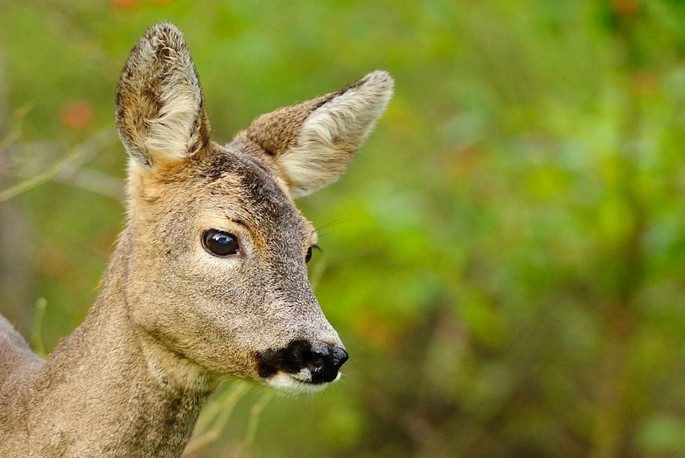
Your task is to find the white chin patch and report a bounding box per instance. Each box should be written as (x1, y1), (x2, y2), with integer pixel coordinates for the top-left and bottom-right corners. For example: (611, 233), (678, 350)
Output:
(266, 370), (341, 394)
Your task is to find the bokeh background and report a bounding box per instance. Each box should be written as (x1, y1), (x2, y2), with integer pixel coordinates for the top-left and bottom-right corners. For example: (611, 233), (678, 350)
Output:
(2, 0), (685, 456)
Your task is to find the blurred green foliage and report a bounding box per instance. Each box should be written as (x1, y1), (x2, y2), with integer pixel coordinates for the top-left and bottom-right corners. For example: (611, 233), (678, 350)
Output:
(2, 0), (685, 456)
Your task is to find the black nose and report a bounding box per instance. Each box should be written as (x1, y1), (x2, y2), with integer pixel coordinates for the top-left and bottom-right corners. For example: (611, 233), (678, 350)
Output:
(255, 340), (349, 384)
(305, 345), (349, 384)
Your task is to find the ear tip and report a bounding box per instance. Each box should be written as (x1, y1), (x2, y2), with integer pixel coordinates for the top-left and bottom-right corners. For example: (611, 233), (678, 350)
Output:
(145, 21), (183, 38)
(365, 70), (394, 83)
(363, 70), (394, 93)
(140, 22), (186, 50)
(356, 70), (394, 109)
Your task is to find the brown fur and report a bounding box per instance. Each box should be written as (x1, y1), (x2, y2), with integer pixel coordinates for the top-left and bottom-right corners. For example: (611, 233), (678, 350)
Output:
(0, 22), (392, 456)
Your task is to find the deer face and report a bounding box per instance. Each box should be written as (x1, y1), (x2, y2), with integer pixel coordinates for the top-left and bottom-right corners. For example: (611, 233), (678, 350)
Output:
(115, 24), (392, 392)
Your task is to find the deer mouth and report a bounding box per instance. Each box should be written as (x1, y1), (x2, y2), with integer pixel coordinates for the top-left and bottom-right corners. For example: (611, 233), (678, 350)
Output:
(255, 339), (348, 393)
(265, 370), (337, 393)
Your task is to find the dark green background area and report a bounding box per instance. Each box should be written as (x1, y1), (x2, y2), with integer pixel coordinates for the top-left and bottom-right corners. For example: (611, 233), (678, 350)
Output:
(2, 0), (685, 456)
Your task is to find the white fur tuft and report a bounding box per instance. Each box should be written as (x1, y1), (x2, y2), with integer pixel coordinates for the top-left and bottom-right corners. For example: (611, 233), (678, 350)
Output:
(144, 46), (204, 160)
(116, 23), (208, 167)
(280, 70), (394, 197)
(144, 94), (202, 159)
(266, 370), (342, 394)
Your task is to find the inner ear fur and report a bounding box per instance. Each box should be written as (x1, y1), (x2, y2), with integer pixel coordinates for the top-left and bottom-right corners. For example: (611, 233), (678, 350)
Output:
(241, 70), (394, 197)
(116, 22), (210, 169)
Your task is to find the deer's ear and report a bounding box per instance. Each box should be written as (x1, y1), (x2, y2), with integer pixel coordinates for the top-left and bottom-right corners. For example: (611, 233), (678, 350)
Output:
(116, 23), (210, 169)
(243, 71), (393, 197)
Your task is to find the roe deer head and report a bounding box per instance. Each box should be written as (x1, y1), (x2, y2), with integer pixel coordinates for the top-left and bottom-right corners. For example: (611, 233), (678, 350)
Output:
(0, 22), (392, 456)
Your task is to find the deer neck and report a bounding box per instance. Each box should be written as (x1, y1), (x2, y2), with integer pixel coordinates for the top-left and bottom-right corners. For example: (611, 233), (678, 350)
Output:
(31, 230), (218, 456)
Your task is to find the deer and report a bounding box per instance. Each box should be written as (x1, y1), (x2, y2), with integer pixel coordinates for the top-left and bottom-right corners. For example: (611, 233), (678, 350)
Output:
(0, 22), (392, 456)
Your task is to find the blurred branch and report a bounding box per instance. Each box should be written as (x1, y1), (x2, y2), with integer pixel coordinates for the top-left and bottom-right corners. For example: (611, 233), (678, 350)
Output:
(235, 389), (273, 458)
(182, 382), (251, 457)
(0, 129), (117, 203)
(0, 60), (34, 338)
(52, 168), (124, 202)
(0, 104), (32, 169)
(0, 119), (21, 159)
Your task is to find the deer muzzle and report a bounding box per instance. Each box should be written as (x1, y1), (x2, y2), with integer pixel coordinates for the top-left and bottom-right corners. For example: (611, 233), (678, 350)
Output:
(255, 339), (349, 392)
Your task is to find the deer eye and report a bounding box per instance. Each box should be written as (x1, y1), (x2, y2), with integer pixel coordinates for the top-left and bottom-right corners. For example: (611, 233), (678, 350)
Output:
(306, 245), (319, 264)
(202, 229), (239, 257)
